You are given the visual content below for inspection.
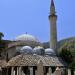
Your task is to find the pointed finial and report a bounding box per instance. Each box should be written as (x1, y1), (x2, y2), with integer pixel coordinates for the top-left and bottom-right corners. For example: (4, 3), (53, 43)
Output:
(51, 0), (55, 7)
(50, 0), (55, 15)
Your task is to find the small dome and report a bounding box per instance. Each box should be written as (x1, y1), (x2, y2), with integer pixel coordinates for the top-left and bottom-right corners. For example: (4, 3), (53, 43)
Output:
(16, 34), (39, 42)
(33, 46), (45, 55)
(20, 46), (33, 54)
(45, 48), (55, 55)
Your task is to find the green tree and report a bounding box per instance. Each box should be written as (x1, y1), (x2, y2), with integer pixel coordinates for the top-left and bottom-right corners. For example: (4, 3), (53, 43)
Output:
(58, 40), (75, 57)
(60, 48), (73, 64)
(0, 32), (4, 40)
(0, 32), (4, 55)
(69, 61), (75, 70)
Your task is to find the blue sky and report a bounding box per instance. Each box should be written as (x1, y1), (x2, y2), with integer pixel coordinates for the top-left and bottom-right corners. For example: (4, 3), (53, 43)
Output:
(0, 0), (75, 42)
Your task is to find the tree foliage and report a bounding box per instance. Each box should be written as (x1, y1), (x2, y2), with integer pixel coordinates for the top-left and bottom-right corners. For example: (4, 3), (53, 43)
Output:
(60, 48), (73, 64)
(58, 40), (75, 57)
(0, 32), (4, 40)
(59, 47), (75, 70)
(69, 61), (75, 70)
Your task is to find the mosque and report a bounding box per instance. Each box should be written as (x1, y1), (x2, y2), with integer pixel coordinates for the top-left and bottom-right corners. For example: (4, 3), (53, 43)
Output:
(0, 0), (72, 75)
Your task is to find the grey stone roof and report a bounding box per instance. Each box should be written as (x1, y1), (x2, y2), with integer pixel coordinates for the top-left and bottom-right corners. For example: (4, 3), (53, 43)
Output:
(0, 60), (7, 68)
(7, 54), (66, 67)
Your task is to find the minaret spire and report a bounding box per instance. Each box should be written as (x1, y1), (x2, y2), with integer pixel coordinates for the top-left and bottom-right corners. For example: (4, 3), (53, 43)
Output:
(51, 0), (54, 6)
(50, 0), (55, 15)
(49, 0), (57, 52)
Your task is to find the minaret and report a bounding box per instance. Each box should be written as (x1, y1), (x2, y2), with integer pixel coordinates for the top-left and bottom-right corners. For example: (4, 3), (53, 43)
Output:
(49, 0), (57, 51)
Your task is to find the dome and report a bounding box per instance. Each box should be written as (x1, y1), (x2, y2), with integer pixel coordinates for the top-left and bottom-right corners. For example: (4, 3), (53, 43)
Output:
(16, 34), (39, 42)
(20, 46), (33, 54)
(33, 46), (45, 55)
(45, 48), (55, 55)
(15, 34), (41, 47)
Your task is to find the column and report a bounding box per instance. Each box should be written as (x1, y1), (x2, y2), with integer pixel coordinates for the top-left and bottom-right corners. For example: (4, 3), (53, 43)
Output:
(11, 67), (14, 75)
(48, 67), (52, 75)
(0, 67), (2, 75)
(37, 60), (44, 75)
(35, 70), (37, 75)
(74, 71), (75, 75)
(18, 67), (22, 75)
(22, 70), (25, 75)
(13, 70), (15, 75)
(17, 67), (19, 75)
(68, 69), (71, 75)
(55, 67), (61, 75)
(30, 67), (33, 75)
